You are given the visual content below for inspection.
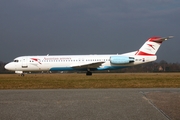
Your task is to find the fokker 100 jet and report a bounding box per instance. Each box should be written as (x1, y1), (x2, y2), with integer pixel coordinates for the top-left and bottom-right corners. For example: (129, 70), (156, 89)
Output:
(5, 36), (173, 76)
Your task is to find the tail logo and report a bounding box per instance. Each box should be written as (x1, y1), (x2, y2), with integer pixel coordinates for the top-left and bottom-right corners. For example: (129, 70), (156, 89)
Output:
(147, 44), (155, 50)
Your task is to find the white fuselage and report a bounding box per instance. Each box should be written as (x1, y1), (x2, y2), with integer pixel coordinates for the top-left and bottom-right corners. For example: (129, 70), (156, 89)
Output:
(5, 54), (157, 72)
(4, 36), (172, 75)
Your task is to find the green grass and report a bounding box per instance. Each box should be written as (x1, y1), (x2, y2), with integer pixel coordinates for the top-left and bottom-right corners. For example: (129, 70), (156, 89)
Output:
(0, 73), (180, 89)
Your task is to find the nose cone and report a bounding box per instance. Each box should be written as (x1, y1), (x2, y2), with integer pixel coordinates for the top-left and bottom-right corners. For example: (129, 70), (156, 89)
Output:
(5, 62), (15, 71)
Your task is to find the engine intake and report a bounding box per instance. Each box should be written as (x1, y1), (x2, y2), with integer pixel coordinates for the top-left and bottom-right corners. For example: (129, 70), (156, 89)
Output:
(110, 56), (134, 64)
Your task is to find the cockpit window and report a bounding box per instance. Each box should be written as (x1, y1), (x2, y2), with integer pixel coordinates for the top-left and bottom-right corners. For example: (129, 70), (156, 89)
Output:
(14, 60), (19, 62)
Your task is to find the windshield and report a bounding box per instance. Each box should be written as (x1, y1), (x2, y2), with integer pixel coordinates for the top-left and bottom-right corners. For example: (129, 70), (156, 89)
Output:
(13, 60), (19, 62)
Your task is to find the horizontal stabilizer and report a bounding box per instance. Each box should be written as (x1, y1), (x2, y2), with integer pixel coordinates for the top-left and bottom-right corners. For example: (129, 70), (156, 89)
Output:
(149, 36), (174, 43)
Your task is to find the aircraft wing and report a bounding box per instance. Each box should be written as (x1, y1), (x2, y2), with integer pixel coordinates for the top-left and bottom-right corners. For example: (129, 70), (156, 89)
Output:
(71, 62), (105, 68)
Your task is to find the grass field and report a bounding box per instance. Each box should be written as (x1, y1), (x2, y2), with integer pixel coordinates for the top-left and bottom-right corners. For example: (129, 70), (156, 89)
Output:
(0, 73), (180, 89)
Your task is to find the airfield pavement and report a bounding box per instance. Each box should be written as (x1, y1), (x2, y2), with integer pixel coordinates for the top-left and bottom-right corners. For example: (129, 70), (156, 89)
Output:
(0, 88), (180, 120)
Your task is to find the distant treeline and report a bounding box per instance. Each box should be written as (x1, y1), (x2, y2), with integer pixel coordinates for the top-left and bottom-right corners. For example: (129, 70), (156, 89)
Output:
(1, 60), (180, 74)
(118, 60), (180, 73)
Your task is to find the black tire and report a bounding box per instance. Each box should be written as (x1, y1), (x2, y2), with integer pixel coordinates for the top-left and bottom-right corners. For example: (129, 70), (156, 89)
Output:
(21, 74), (24, 76)
(86, 71), (92, 76)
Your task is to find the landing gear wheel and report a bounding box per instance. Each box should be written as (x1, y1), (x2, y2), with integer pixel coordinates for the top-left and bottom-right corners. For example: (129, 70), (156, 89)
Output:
(86, 71), (92, 76)
(21, 73), (24, 76)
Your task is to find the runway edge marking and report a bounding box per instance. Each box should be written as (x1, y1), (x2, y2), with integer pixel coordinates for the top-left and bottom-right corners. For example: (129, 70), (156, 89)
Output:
(139, 91), (170, 120)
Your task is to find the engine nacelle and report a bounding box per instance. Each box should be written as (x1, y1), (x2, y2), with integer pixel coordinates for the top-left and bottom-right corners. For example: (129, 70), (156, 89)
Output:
(110, 56), (134, 64)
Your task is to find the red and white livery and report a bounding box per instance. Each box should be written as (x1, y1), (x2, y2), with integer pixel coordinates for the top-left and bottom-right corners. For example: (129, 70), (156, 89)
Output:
(5, 36), (173, 75)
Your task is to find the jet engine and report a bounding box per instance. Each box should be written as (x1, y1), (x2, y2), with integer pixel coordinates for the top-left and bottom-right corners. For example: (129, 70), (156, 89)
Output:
(110, 56), (134, 64)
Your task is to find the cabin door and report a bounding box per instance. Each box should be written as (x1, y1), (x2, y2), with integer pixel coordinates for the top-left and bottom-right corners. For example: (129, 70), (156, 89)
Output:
(22, 57), (28, 68)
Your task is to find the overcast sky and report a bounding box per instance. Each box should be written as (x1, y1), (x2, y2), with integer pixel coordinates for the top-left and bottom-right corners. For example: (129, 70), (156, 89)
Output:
(0, 0), (180, 62)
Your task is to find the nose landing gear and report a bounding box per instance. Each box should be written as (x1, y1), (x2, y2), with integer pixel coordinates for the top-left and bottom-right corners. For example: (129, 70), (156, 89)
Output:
(20, 73), (25, 76)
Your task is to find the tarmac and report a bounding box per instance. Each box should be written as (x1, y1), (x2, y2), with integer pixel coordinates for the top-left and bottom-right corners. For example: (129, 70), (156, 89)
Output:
(0, 88), (179, 120)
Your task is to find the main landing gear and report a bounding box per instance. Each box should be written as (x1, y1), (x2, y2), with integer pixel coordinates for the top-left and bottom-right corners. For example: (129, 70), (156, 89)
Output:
(86, 69), (92, 76)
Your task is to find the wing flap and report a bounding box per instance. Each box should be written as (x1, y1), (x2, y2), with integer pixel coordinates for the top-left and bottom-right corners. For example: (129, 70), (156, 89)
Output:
(71, 62), (104, 68)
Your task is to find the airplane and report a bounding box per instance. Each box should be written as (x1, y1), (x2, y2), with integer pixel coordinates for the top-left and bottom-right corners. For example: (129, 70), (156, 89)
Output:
(5, 36), (173, 76)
